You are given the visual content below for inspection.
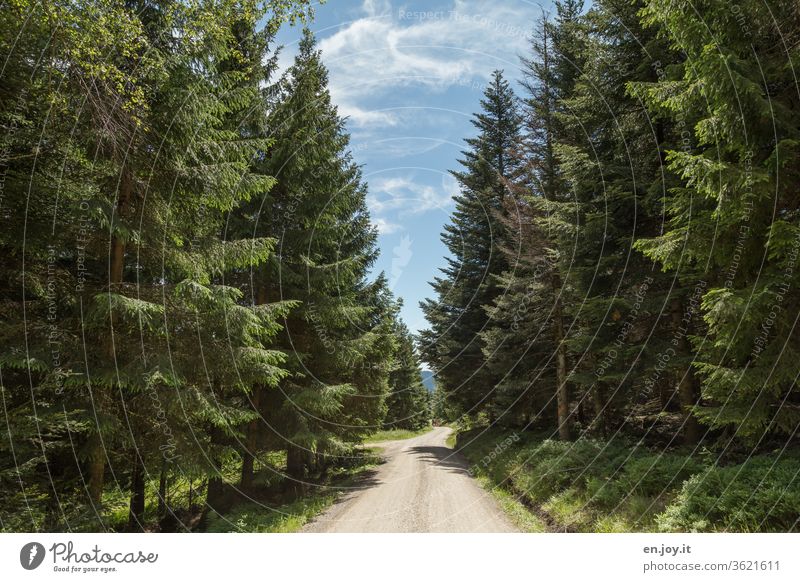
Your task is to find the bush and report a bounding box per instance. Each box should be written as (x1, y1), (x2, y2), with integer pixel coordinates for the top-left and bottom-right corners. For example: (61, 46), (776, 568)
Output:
(604, 453), (705, 501)
(510, 438), (629, 502)
(657, 457), (800, 532)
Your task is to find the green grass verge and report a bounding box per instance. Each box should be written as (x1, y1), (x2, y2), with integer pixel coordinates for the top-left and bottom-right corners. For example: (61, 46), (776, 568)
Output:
(364, 426), (433, 443)
(456, 427), (800, 533)
(206, 452), (381, 533)
(473, 474), (548, 532)
(205, 490), (342, 533)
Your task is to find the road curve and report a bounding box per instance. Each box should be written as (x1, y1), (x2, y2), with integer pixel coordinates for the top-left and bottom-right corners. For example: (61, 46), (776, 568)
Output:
(302, 426), (517, 533)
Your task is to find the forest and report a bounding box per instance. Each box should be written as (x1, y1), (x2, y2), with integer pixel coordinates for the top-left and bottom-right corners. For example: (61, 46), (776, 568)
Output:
(2, 0), (799, 534)
(0, 0), (430, 532)
(423, 0), (800, 532)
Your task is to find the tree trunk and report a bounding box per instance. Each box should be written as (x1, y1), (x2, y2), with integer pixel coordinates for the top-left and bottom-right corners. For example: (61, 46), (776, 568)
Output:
(671, 297), (701, 445)
(286, 443), (306, 484)
(157, 463), (167, 520)
(241, 284), (268, 490)
(591, 383), (606, 436)
(678, 372), (701, 445)
(205, 427), (226, 512)
(127, 452), (146, 531)
(88, 167), (132, 506)
(552, 275), (571, 441)
(240, 387), (262, 490)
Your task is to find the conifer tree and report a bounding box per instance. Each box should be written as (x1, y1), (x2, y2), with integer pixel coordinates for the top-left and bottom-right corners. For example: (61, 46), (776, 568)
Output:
(384, 315), (430, 431)
(632, 0), (800, 441)
(493, 2), (586, 439)
(241, 29), (390, 482)
(0, 0), (310, 530)
(420, 70), (521, 419)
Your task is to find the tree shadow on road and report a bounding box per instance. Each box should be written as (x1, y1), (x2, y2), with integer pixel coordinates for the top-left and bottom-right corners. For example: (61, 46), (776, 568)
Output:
(408, 446), (473, 476)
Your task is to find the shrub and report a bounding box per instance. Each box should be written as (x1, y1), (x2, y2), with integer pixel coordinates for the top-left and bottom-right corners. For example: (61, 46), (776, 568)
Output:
(657, 457), (800, 532)
(510, 438), (629, 502)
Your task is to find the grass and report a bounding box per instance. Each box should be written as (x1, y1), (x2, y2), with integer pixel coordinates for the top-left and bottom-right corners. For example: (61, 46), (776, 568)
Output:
(473, 474), (548, 532)
(207, 450), (382, 533)
(455, 427), (800, 533)
(205, 489), (342, 533)
(364, 425), (433, 443)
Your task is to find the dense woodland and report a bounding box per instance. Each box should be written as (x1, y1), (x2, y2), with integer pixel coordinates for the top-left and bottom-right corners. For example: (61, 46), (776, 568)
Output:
(422, 0), (800, 531)
(2, 0), (799, 534)
(0, 0), (430, 532)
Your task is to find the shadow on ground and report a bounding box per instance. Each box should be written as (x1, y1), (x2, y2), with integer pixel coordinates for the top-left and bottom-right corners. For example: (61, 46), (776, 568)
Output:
(408, 445), (472, 476)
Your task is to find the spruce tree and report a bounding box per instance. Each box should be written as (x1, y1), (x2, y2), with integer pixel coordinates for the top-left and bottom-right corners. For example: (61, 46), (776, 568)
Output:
(0, 0), (309, 530)
(632, 0), (800, 441)
(240, 29), (390, 483)
(384, 314), (430, 431)
(419, 70), (521, 420)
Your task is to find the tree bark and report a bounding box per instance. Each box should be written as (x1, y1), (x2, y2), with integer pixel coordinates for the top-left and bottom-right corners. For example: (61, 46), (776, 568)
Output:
(552, 275), (571, 441)
(127, 452), (145, 531)
(286, 443), (307, 484)
(241, 285), (268, 490)
(88, 167), (132, 506)
(671, 297), (701, 445)
(678, 371), (701, 445)
(240, 387), (261, 490)
(157, 463), (167, 520)
(205, 427), (226, 512)
(591, 383), (607, 436)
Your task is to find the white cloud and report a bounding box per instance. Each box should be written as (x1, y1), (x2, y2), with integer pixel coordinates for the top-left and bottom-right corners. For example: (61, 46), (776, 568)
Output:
(368, 173), (459, 216)
(317, 0), (539, 129)
(338, 104), (400, 128)
(361, 0), (392, 17)
(361, 136), (447, 158)
(373, 216), (404, 234)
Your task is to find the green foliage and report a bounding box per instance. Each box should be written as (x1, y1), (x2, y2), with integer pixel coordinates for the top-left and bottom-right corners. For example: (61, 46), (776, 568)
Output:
(0, 0), (410, 533)
(419, 70), (522, 418)
(459, 428), (799, 532)
(365, 427), (432, 443)
(657, 458), (800, 532)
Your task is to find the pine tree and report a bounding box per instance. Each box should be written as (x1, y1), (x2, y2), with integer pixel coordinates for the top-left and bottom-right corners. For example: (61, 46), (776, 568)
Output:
(0, 0), (310, 530)
(419, 70), (521, 420)
(632, 0), (800, 441)
(550, 0), (679, 439)
(494, 2), (586, 440)
(384, 314), (430, 431)
(240, 29), (390, 484)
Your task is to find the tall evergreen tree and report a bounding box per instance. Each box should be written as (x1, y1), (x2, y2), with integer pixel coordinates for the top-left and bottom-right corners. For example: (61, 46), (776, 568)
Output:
(632, 0), (800, 442)
(0, 0), (310, 531)
(419, 70), (521, 419)
(384, 314), (430, 431)
(239, 29), (391, 483)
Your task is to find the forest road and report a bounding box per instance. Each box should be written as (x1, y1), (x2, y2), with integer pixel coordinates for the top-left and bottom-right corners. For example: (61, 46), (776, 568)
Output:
(301, 426), (517, 533)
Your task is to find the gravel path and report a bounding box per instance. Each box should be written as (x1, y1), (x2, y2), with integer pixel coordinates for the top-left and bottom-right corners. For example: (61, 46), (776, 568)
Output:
(301, 426), (517, 533)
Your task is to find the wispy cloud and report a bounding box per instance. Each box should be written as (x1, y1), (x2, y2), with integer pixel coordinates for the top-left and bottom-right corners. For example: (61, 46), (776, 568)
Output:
(318, 0), (537, 130)
(373, 216), (404, 235)
(368, 173), (459, 216)
(339, 104), (400, 128)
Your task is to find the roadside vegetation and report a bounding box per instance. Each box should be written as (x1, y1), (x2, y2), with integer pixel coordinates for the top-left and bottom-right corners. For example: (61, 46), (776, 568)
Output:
(0, 2), (432, 532)
(457, 428), (800, 533)
(365, 427), (433, 443)
(422, 0), (800, 533)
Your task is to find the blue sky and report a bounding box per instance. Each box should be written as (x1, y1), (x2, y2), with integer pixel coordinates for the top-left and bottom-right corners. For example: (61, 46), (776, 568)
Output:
(276, 0), (554, 334)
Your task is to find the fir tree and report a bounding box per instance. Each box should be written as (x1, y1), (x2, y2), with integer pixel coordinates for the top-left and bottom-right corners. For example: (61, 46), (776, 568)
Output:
(632, 0), (800, 441)
(384, 314), (431, 431)
(419, 70), (521, 419)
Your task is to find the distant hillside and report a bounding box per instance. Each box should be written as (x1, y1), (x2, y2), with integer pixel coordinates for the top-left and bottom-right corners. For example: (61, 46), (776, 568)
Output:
(420, 370), (436, 392)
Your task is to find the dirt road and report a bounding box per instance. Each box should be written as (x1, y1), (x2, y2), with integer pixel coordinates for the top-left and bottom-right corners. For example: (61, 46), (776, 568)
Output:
(302, 426), (517, 532)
